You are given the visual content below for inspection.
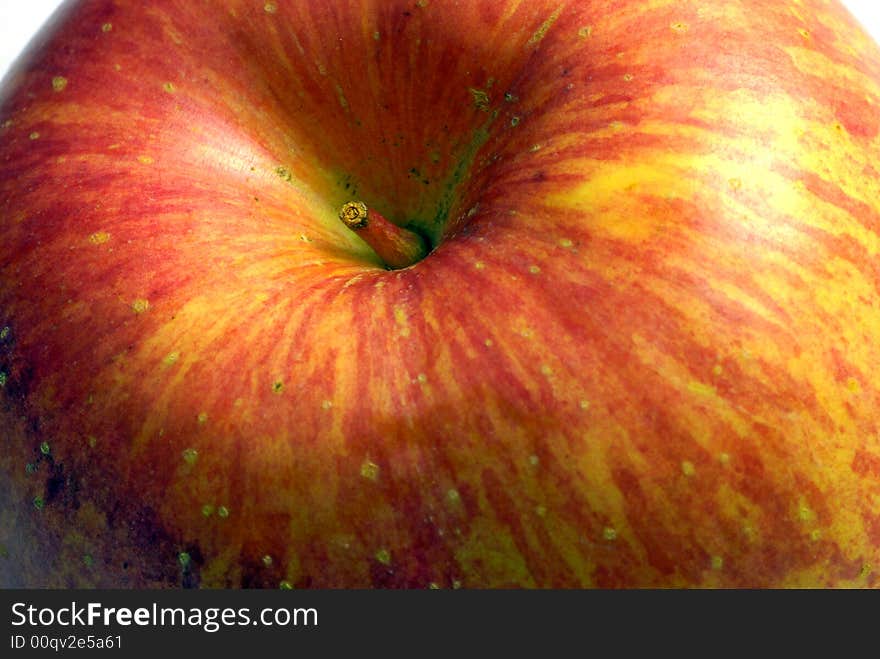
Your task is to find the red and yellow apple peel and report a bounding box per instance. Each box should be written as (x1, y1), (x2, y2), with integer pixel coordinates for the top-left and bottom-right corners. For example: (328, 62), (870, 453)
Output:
(0, 0), (878, 588)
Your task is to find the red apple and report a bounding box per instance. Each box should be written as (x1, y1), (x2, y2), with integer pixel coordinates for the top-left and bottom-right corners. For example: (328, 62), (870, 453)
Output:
(1, 0), (879, 588)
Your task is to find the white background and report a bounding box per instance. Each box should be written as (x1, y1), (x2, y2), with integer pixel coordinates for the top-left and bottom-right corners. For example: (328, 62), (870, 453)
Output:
(1, 1), (880, 79)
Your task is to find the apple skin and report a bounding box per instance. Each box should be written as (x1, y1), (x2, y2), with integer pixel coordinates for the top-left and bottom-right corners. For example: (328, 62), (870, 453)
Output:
(1, 0), (879, 588)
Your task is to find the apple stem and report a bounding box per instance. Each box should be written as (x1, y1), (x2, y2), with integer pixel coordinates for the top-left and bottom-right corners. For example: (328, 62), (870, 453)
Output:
(338, 201), (428, 269)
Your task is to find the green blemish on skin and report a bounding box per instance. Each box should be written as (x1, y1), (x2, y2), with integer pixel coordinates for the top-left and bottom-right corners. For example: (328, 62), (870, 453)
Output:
(378, 84), (500, 248)
(131, 298), (149, 314)
(87, 436), (97, 448)
(424, 124), (491, 245)
(201, 504), (214, 517)
(0, 326), (9, 340)
(279, 580), (293, 590)
(33, 496), (45, 510)
(469, 88), (491, 112)
(338, 171), (357, 195)
(334, 83), (348, 110)
(178, 552), (191, 568)
(272, 381), (284, 394)
(40, 441), (50, 455)
(408, 167), (430, 185)
(0, 545), (9, 559)
(372, 31), (380, 41)
(360, 460), (380, 481)
(25, 463), (37, 474)
(52, 76), (68, 92)
(275, 166), (293, 183)
(197, 411), (208, 424)
(83, 554), (94, 568)
(511, 116), (521, 127)
(264, 2), (277, 13)
(375, 549), (392, 566)
(262, 555), (273, 567)
(29, 132), (40, 140)
(182, 448), (198, 465)
(602, 526), (617, 541)
(101, 23), (112, 32)
(504, 92), (518, 103)
(217, 505), (229, 518)
(528, 5), (563, 46)
(0, 372), (6, 387)
(797, 503), (814, 522)
(163, 82), (176, 93)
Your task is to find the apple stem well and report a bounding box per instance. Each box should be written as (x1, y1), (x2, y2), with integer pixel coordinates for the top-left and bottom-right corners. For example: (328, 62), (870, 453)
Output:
(338, 201), (429, 269)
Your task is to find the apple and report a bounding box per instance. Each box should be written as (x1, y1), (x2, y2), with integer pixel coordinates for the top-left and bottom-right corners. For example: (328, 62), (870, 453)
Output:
(1, 0), (879, 589)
